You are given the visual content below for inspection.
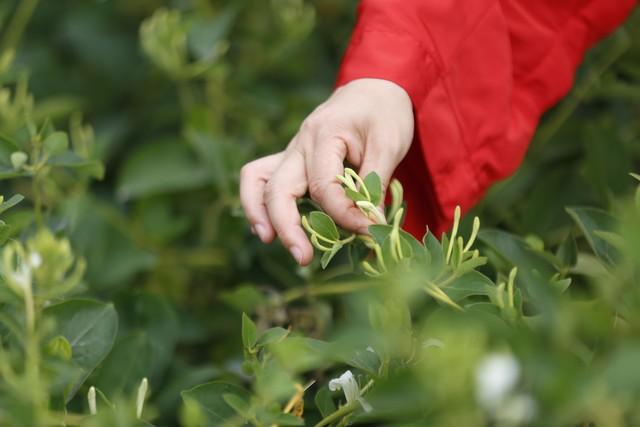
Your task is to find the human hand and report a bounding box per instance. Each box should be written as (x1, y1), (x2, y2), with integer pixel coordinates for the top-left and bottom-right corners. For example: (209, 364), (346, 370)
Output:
(239, 78), (414, 266)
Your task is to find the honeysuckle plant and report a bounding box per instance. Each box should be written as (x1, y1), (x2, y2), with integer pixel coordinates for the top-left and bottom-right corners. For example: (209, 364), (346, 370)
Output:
(302, 168), (499, 312)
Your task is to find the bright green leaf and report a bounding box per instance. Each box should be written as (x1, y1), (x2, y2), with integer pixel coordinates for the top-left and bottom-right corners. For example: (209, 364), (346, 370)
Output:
(256, 327), (289, 347)
(363, 172), (382, 205)
(242, 313), (257, 350)
(309, 211), (339, 241)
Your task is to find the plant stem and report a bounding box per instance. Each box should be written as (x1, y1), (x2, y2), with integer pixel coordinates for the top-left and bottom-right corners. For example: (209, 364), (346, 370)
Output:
(313, 380), (374, 427)
(1, 0), (40, 56)
(314, 402), (358, 427)
(32, 173), (43, 226)
(282, 280), (375, 303)
(24, 283), (45, 424)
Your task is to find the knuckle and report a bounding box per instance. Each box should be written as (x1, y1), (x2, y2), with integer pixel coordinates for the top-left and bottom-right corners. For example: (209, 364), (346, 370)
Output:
(239, 163), (253, 181)
(300, 115), (320, 133)
(263, 180), (278, 204)
(307, 178), (326, 201)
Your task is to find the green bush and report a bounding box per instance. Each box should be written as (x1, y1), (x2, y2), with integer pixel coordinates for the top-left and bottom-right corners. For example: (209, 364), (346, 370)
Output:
(0, 1), (639, 426)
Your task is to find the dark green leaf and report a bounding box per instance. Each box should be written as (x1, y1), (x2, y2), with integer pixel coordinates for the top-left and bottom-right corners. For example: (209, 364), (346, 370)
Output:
(443, 271), (493, 302)
(320, 243), (343, 269)
(315, 386), (337, 418)
(45, 299), (118, 401)
(556, 234), (578, 267)
(222, 393), (251, 419)
(116, 141), (210, 201)
(181, 381), (251, 426)
(566, 207), (618, 265)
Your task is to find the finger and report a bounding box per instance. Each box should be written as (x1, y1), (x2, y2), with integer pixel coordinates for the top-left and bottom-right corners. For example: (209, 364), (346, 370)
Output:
(307, 136), (373, 234)
(358, 150), (398, 205)
(358, 130), (409, 206)
(264, 149), (314, 266)
(239, 153), (284, 243)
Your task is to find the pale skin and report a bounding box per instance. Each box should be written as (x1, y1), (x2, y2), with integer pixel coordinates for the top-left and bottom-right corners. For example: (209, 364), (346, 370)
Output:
(239, 78), (414, 266)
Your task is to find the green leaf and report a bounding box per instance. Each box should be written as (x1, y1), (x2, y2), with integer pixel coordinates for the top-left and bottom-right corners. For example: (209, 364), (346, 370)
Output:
(269, 337), (331, 373)
(369, 224), (393, 246)
(0, 194), (23, 215)
(47, 151), (104, 179)
(344, 347), (381, 377)
(221, 284), (265, 314)
(256, 327), (289, 347)
(258, 411), (304, 426)
(423, 232), (444, 276)
(43, 131), (69, 155)
(479, 229), (557, 304)
(89, 333), (152, 396)
(181, 381), (251, 426)
(222, 393), (251, 419)
(605, 343), (640, 393)
(345, 188), (368, 203)
(556, 234), (578, 267)
(116, 141), (211, 201)
(363, 172), (382, 205)
(0, 223), (11, 246)
(188, 8), (236, 63)
(443, 271), (493, 302)
(320, 243), (343, 269)
(242, 313), (257, 350)
(44, 299), (118, 401)
(566, 207), (618, 265)
(315, 386), (337, 418)
(309, 211), (339, 241)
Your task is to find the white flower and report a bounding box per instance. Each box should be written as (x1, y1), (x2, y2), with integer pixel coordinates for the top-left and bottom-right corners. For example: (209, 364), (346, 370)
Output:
(328, 370), (372, 413)
(475, 353), (520, 411)
(28, 251), (42, 268)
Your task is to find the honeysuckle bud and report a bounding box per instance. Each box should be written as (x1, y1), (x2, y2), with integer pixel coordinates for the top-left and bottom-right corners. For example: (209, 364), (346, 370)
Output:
(10, 151), (27, 170)
(136, 377), (149, 419)
(88, 386), (97, 415)
(355, 201), (386, 225)
(328, 370), (372, 413)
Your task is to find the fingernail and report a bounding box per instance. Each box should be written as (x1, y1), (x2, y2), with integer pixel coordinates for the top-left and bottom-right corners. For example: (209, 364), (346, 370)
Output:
(255, 224), (267, 241)
(250, 225), (256, 235)
(290, 246), (303, 264)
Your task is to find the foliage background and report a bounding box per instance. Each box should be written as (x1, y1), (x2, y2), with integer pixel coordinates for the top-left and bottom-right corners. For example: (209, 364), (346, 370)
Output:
(1, 0), (639, 426)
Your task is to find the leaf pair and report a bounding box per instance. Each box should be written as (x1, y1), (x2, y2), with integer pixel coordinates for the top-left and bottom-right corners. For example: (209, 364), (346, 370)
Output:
(302, 212), (352, 269)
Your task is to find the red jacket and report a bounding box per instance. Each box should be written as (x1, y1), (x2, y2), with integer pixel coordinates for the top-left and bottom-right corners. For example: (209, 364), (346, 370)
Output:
(336, 0), (636, 238)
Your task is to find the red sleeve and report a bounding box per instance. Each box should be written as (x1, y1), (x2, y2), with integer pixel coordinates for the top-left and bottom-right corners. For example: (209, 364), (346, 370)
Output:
(336, 0), (637, 238)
